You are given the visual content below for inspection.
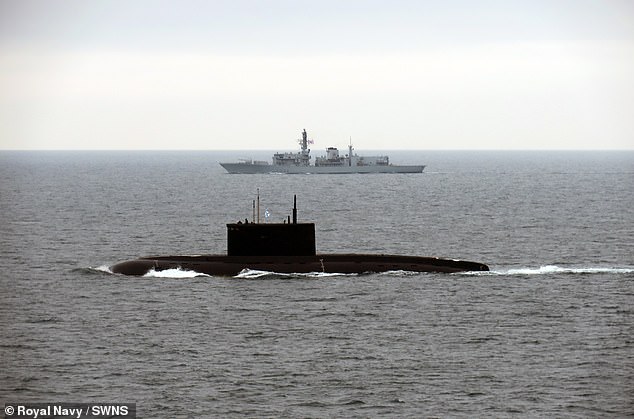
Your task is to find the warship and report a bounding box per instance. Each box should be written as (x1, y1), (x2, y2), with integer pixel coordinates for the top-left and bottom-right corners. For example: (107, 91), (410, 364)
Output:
(219, 129), (425, 174)
(110, 195), (488, 276)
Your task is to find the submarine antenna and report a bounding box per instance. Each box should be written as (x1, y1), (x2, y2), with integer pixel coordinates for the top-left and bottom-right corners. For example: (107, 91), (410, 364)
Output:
(257, 188), (260, 224)
(252, 199), (255, 223)
(293, 194), (297, 224)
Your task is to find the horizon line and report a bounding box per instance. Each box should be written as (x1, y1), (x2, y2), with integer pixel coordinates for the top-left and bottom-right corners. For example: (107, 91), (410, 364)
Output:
(1, 148), (633, 152)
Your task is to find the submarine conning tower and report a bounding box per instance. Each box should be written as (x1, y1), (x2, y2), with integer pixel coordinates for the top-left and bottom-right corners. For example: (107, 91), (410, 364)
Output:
(227, 195), (316, 256)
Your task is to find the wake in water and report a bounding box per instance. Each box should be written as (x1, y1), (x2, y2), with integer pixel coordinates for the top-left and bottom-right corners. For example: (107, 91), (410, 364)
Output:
(86, 265), (633, 279)
(143, 267), (211, 278)
(81, 265), (114, 275)
(462, 265), (634, 276)
(84, 265), (210, 278)
(234, 268), (357, 279)
(87, 266), (345, 279)
(235, 265), (634, 279)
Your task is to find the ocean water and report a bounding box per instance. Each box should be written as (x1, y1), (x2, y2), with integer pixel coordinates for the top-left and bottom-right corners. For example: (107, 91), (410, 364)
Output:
(1, 150), (633, 417)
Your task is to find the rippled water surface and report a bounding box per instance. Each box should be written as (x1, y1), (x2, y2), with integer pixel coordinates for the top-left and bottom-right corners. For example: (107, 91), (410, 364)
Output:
(1, 151), (633, 417)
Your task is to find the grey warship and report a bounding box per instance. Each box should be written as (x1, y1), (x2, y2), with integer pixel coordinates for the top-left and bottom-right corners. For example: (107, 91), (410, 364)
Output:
(219, 129), (425, 174)
(111, 195), (488, 276)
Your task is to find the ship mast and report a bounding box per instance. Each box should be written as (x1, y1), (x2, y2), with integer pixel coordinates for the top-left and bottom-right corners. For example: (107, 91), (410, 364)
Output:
(301, 129), (309, 155)
(302, 129), (307, 151)
(348, 137), (353, 166)
(296, 129), (311, 166)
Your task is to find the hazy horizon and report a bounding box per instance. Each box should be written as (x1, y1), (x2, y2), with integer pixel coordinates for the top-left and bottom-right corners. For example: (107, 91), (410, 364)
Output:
(2, 148), (633, 152)
(1, 0), (633, 150)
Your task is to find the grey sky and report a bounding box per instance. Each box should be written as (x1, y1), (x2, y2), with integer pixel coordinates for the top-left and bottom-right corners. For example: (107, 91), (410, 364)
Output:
(1, 0), (633, 149)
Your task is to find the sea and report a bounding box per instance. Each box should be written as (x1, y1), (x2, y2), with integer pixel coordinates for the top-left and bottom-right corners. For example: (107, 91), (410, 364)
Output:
(1, 150), (632, 418)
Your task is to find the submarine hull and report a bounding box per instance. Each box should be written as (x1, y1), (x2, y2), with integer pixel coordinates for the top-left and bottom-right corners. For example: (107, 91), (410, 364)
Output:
(111, 254), (489, 276)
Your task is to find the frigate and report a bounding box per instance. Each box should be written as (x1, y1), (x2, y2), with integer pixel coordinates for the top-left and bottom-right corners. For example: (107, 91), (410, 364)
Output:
(219, 130), (425, 174)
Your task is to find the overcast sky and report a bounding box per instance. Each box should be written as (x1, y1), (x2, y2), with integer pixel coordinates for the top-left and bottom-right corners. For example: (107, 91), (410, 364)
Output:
(1, 0), (633, 150)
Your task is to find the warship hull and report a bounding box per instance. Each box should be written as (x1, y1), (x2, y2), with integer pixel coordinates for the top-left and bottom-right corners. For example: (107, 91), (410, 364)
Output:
(111, 254), (489, 276)
(219, 163), (425, 174)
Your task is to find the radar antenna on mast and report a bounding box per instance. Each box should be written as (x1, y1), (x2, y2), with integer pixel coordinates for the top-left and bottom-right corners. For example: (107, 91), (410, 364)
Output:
(299, 129), (309, 153)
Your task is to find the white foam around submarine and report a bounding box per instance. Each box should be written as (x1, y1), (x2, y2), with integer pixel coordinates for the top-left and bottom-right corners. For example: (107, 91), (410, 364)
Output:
(464, 265), (634, 276)
(143, 267), (210, 278)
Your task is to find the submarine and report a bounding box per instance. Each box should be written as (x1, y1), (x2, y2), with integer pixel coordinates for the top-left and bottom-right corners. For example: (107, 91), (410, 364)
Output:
(111, 196), (489, 276)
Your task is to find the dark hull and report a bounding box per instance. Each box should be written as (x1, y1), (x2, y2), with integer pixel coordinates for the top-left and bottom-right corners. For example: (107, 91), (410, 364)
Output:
(111, 254), (489, 276)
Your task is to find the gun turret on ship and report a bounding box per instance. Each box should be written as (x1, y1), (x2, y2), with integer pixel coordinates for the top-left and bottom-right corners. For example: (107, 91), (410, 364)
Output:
(219, 129), (425, 174)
